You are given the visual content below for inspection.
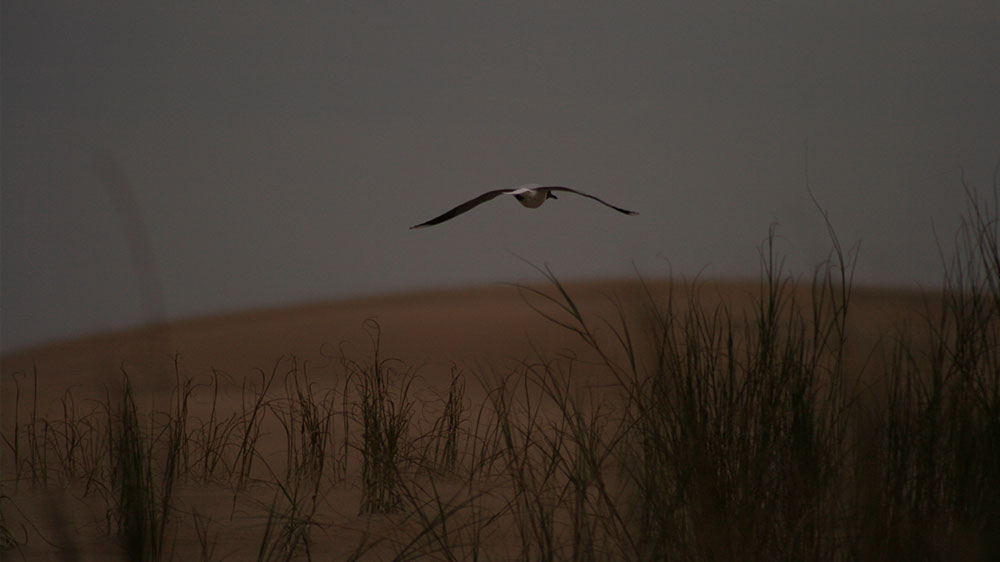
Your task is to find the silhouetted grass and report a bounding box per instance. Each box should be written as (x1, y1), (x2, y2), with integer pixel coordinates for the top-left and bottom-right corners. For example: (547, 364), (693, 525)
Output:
(346, 320), (417, 514)
(112, 373), (176, 562)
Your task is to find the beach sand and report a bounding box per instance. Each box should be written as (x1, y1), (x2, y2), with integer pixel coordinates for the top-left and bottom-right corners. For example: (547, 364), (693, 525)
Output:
(0, 279), (937, 560)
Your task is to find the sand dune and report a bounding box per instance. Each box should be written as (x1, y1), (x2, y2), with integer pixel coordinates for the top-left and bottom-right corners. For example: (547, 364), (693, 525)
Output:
(1, 279), (928, 391)
(1, 279), (947, 561)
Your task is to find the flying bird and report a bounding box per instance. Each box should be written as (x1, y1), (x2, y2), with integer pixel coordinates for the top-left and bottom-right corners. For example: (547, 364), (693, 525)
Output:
(410, 185), (638, 229)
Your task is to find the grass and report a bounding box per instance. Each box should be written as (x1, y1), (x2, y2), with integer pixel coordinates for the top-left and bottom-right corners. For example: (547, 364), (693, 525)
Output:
(1, 175), (997, 561)
(112, 372), (175, 562)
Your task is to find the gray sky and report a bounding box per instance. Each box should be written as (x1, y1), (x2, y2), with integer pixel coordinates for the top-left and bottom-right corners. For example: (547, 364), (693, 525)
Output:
(3, 1), (999, 353)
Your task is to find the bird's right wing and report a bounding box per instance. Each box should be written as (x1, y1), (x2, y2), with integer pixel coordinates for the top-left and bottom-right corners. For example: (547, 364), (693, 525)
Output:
(410, 189), (511, 229)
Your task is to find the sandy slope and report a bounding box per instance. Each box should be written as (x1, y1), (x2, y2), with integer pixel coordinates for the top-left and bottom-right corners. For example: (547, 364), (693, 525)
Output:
(0, 279), (935, 560)
(2, 279), (929, 391)
(5, 281), (633, 389)
(1, 278), (932, 468)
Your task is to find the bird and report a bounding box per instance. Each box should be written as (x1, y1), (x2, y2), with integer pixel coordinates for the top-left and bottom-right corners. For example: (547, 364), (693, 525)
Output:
(410, 184), (638, 229)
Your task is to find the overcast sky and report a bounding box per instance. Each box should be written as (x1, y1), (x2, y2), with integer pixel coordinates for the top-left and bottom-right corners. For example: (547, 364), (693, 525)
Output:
(2, 2), (999, 352)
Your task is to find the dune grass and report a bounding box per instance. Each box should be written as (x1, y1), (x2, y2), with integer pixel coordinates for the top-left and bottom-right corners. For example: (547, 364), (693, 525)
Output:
(1, 178), (998, 561)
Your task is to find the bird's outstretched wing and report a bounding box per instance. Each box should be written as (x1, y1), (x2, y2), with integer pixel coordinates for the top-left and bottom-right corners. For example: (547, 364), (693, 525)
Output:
(542, 186), (639, 216)
(410, 189), (512, 229)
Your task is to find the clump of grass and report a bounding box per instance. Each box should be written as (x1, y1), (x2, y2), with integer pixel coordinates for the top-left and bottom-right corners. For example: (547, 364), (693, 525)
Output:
(255, 356), (341, 562)
(423, 368), (466, 474)
(491, 365), (564, 561)
(2, 372), (27, 487)
(6, 367), (48, 488)
(854, 171), (1000, 561)
(189, 368), (243, 483)
(345, 320), (416, 514)
(628, 247), (849, 560)
(112, 373), (176, 562)
(507, 221), (853, 561)
(271, 356), (340, 487)
(233, 362), (280, 491)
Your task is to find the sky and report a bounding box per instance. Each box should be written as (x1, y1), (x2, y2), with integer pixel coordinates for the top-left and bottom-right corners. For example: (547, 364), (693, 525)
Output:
(2, 1), (999, 353)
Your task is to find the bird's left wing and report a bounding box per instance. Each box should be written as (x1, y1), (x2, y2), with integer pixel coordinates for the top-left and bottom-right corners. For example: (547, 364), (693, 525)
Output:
(542, 187), (639, 216)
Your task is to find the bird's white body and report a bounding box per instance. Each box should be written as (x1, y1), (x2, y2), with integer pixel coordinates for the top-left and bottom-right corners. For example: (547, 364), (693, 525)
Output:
(508, 186), (548, 208)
